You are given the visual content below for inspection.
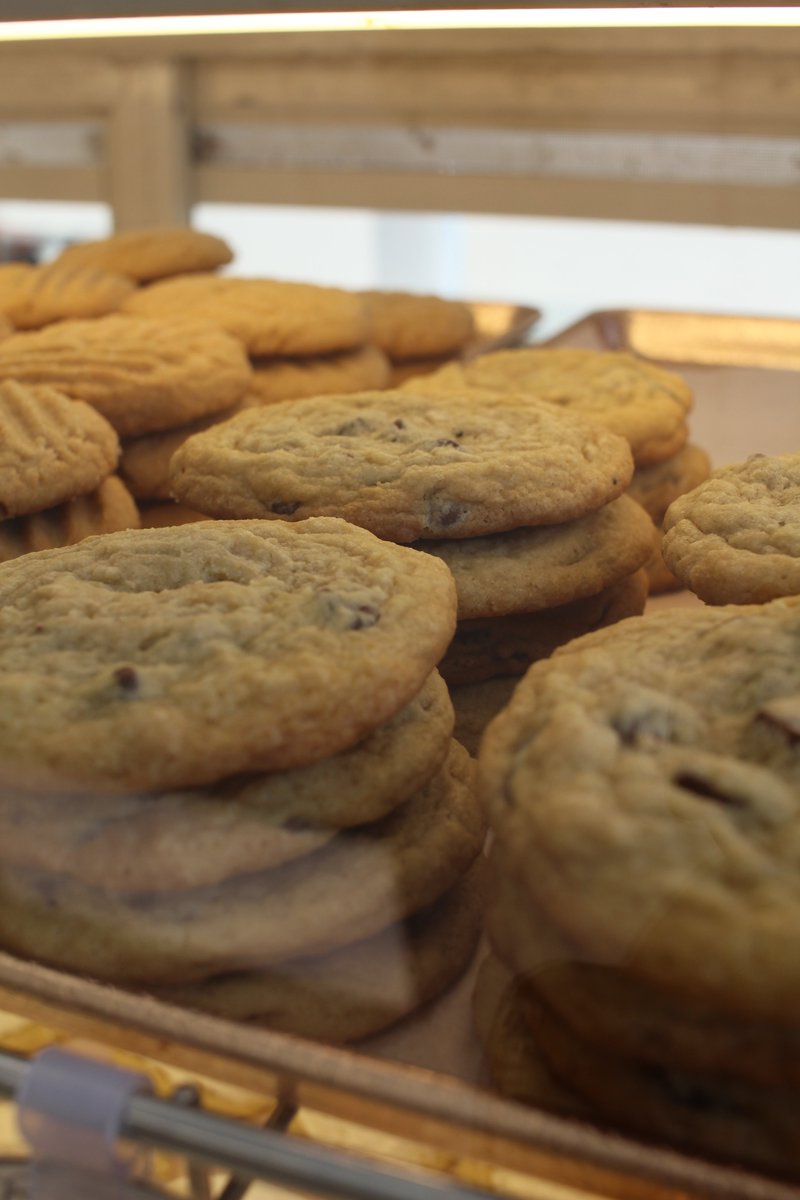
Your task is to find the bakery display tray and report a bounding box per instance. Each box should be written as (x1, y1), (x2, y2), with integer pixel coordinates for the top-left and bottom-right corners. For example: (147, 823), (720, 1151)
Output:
(1, 304), (797, 1200)
(466, 302), (540, 356)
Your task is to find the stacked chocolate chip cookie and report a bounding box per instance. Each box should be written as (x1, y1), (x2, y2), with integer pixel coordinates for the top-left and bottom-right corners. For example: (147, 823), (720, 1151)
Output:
(419, 346), (711, 596)
(0, 518), (487, 1042)
(166, 385), (655, 753)
(475, 596), (800, 1179)
(0, 379), (139, 562)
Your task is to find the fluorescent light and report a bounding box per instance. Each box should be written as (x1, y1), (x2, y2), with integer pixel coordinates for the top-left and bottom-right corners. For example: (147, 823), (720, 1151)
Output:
(0, 8), (799, 41)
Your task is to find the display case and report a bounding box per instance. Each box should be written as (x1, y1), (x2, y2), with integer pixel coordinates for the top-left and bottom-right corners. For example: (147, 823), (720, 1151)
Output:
(0, 6), (799, 1200)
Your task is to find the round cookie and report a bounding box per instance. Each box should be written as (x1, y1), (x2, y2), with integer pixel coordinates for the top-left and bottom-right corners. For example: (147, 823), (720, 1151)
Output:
(0, 741), (484, 984)
(487, 842), (800, 1094)
(0, 518), (456, 791)
(478, 596), (800, 1025)
(122, 275), (368, 357)
(419, 495), (654, 619)
(364, 290), (475, 361)
(418, 348), (692, 466)
(248, 345), (390, 404)
(169, 390), (634, 542)
(472, 953), (587, 1115)
(0, 671), (453, 891)
(0, 380), (120, 519)
(0, 315), (252, 438)
(629, 444), (712, 523)
(0, 262), (135, 329)
(53, 226), (233, 282)
(521, 984), (800, 1180)
(157, 859), (485, 1042)
(440, 570), (648, 685)
(662, 452), (800, 604)
(0, 476), (139, 564)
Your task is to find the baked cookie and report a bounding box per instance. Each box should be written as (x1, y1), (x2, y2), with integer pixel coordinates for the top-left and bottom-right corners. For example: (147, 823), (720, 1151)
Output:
(0, 741), (484, 984)
(156, 859), (485, 1042)
(53, 226), (233, 282)
(0, 518), (456, 791)
(0, 315), (252, 438)
(418, 348), (692, 466)
(248, 345), (390, 404)
(0, 671), (453, 891)
(0, 380), (119, 519)
(478, 596), (800, 1024)
(488, 843), (800, 1093)
(520, 983), (800, 1179)
(120, 404), (247, 501)
(440, 570), (648, 684)
(364, 290), (475, 361)
(662, 452), (800, 604)
(419, 495), (654, 619)
(0, 314), (12, 341)
(122, 275), (368, 357)
(629, 443), (712, 523)
(473, 953), (588, 1114)
(0, 262), (135, 329)
(450, 676), (518, 758)
(169, 390), (634, 542)
(0, 476), (139, 563)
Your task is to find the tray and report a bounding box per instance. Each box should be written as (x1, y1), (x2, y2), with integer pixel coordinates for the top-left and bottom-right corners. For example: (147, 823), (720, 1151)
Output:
(465, 302), (540, 357)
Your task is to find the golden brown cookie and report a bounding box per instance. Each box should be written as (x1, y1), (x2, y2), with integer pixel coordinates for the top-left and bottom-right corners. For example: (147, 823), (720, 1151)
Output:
(156, 859), (485, 1043)
(0, 671), (453, 891)
(629, 443), (712, 523)
(0, 262), (135, 329)
(0, 315), (252, 438)
(440, 570), (648, 685)
(0, 379), (120, 519)
(248, 345), (390, 404)
(662, 452), (800, 605)
(119, 403), (247, 501)
(0, 741), (484, 984)
(418, 348), (692, 466)
(0, 518), (456, 791)
(123, 275), (368, 357)
(169, 389), (634, 542)
(0, 476), (139, 563)
(419, 495), (654, 619)
(53, 226), (233, 282)
(364, 290), (475, 361)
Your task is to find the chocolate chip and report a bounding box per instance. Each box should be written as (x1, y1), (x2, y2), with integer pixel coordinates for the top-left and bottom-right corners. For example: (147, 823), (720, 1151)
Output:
(430, 438), (461, 449)
(270, 500), (300, 515)
(349, 603), (381, 630)
(113, 666), (139, 692)
(33, 624), (45, 634)
(675, 770), (744, 808)
(393, 418), (406, 429)
(334, 417), (371, 436)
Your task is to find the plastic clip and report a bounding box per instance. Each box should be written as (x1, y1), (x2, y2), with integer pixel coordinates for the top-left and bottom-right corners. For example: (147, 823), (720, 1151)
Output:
(17, 1045), (151, 1178)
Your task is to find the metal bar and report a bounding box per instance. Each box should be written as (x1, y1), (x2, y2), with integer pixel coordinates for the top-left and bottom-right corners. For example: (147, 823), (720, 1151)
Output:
(0, 1049), (493, 1200)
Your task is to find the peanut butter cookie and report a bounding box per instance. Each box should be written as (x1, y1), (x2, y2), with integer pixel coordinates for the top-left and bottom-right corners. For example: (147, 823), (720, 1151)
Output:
(364, 290), (475, 361)
(0, 476), (139, 563)
(0, 315), (252, 438)
(54, 226), (233, 282)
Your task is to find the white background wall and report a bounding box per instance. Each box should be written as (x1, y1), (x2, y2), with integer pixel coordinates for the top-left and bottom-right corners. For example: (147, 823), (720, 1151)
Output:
(1, 199), (798, 337)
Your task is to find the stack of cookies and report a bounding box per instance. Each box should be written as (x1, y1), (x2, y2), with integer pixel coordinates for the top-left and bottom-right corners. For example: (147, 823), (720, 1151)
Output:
(0, 518), (487, 1043)
(662, 450), (800, 604)
(363, 290), (476, 386)
(0, 379), (138, 562)
(165, 386), (655, 751)
(475, 596), (800, 1179)
(418, 346), (711, 596)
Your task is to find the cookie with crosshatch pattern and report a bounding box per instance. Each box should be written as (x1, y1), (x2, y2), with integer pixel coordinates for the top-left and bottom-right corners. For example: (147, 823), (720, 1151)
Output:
(0, 315), (252, 438)
(54, 225), (233, 282)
